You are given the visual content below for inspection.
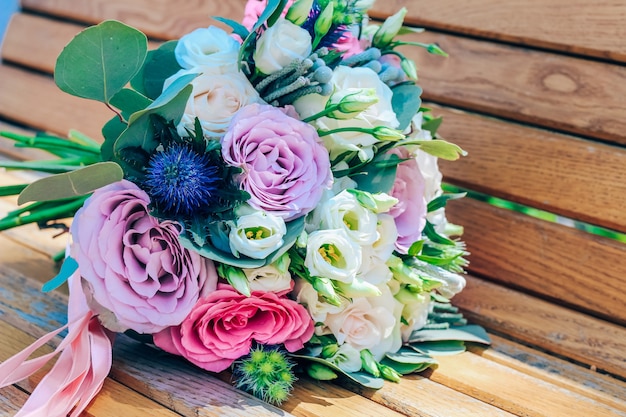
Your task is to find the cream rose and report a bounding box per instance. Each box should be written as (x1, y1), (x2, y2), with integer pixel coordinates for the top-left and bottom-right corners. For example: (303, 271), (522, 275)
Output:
(242, 262), (292, 293)
(165, 69), (263, 137)
(305, 229), (362, 283)
(254, 18), (312, 74)
(294, 66), (399, 161)
(229, 211), (286, 259)
(175, 26), (240, 73)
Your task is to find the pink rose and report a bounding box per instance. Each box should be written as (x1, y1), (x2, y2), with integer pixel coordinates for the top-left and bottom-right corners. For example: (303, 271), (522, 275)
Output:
(389, 147), (427, 253)
(153, 284), (314, 372)
(70, 180), (217, 334)
(221, 103), (332, 220)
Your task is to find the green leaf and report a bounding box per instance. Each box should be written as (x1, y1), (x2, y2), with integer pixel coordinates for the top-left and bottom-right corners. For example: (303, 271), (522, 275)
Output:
(427, 192), (466, 212)
(409, 325), (491, 345)
(413, 140), (467, 161)
(238, 0), (286, 66)
(352, 153), (400, 194)
(391, 83), (422, 131)
(380, 358), (436, 374)
(101, 116), (127, 162)
(42, 257), (78, 293)
(109, 88), (152, 120)
(17, 162), (124, 204)
(213, 16), (250, 39)
(381, 347), (438, 374)
(410, 340), (466, 356)
(408, 240), (424, 256)
(424, 221), (455, 245)
(422, 116), (443, 136)
(217, 264), (251, 296)
(131, 41), (182, 100)
(55, 20), (147, 103)
(289, 352), (385, 389)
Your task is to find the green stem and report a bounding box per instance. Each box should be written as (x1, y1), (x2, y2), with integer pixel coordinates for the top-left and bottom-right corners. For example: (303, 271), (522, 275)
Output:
(302, 104), (341, 123)
(0, 184), (28, 197)
(318, 127), (373, 137)
(0, 196), (88, 231)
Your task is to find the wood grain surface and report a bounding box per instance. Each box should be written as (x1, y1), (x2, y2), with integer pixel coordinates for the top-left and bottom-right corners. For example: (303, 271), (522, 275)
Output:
(453, 275), (626, 380)
(446, 198), (626, 325)
(369, 0), (626, 63)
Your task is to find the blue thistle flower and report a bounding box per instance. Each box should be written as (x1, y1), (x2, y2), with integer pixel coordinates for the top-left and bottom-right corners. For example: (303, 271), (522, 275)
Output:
(144, 143), (220, 217)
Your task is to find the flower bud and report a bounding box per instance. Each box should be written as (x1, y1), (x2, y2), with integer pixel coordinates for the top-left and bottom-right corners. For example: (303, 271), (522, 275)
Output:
(401, 58), (418, 80)
(321, 343), (339, 358)
(314, 2), (335, 41)
(286, 0), (315, 26)
(328, 89), (379, 120)
(335, 278), (382, 298)
(379, 364), (402, 382)
(387, 255), (423, 288)
(372, 126), (405, 141)
(373, 7), (407, 47)
(312, 276), (342, 306)
(360, 349), (380, 377)
(348, 189), (398, 214)
(307, 363), (338, 380)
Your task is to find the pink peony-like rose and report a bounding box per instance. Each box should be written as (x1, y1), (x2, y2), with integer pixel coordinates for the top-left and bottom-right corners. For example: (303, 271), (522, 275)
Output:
(153, 284), (314, 372)
(70, 180), (217, 334)
(388, 147), (427, 253)
(221, 103), (332, 220)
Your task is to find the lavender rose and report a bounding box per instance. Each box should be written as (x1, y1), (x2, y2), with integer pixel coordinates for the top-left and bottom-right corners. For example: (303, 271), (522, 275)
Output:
(221, 103), (332, 220)
(70, 180), (217, 334)
(388, 147), (427, 254)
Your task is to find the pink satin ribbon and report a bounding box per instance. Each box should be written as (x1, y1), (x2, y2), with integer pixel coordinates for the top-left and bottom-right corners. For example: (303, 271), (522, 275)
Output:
(0, 271), (114, 416)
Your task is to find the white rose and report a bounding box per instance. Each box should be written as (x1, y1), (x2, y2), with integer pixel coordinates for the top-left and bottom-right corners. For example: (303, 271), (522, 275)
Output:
(175, 26), (240, 73)
(324, 284), (402, 360)
(326, 344), (362, 373)
(294, 66), (398, 161)
(254, 18), (312, 74)
(320, 190), (378, 245)
(293, 278), (347, 324)
(305, 229), (361, 283)
(242, 262), (292, 293)
(165, 69), (263, 137)
(229, 211), (286, 259)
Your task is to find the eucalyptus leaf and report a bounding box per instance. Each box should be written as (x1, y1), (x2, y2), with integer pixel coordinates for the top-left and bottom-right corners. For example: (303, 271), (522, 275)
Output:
(131, 41), (182, 100)
(289, 353), (385, 389)
(380, 358), (436, 375)
(42, 257), (78, 293)
(385, 347), (436, 364)
(391, 83), (422, 131)
(409, 325), (491, 345)
(352, 153), (400, 194)
(55, 20), (147, 103)
(109, 88), (152, 120)
(101, 116), (127, 162)
(213, 16), (250, 39)
(179, 234), (265, 268)
(17, 162), (124, 204)
(410, 340), (466, 356)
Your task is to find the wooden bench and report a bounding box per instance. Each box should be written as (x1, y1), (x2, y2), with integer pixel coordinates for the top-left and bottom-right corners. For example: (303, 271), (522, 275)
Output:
(1, 0), (625, 415)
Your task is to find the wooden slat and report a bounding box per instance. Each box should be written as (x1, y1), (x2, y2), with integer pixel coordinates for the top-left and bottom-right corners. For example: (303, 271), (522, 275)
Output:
(446, 198), (626, 325)
(433, 104), (626, 233)
(370, 0), (626, 63)
(0, 64), (109, 139)
(429, 352), (626, 417)
(21, 0), (249, 40)
(453, 275), (626, 379)
(401, 31), (626, 147)
(0, 385), (29, 415)
(474, 335), (626, 410)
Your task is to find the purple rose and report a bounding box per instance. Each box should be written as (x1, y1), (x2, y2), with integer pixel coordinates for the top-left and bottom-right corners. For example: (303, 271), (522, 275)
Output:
(389, 147), (427, 254)
(70, 180), (217, 334)
(221, 103), (332, 220)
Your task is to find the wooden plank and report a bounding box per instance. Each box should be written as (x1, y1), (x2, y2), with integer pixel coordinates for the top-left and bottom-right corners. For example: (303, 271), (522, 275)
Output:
(429, 352), (626, 417)
(473, 335), (626, 411)
(446, 198), (626, 325)
(20, 0), (249, 40)
(452, 275), (626, 380)
(432, 104), (626, 233)
(0, 268), (406, 417)
(0, 64), (109, 140)
(400, 31), (626, 146)
(0, 385), (29, 415)
(369, 0), (626, 63)
(0, 322), (185, 417)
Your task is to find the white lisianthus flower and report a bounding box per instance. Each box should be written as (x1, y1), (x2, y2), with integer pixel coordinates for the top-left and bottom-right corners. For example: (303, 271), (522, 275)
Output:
(357, 214), (397, 285)
(326, 344), (363, 373)
(254, 18), (312, 74)
(294, 66), (398, 161)
(242, 262), (292, 293)
(305, 229), (361, 283)
(229, 211), (286, 259)
(165, 69), (263, 137)
(320, 190), (378, 245)
(324, 284), (402, 360)
(358, 247), (393, 285)
(175, 26), (240, 73)
(293, 278), (347, 324)
(394, 287), (431, 342)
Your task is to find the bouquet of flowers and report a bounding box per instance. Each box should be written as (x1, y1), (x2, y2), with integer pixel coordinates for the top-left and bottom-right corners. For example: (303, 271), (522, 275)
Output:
(0, 0), (489, 414)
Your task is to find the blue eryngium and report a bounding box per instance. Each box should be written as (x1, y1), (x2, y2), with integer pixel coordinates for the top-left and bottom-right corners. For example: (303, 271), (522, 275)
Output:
(144, 143), (219, 217)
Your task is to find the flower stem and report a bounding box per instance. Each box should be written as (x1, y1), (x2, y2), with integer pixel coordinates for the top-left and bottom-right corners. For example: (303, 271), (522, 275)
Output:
(317, 127), (373, 137)
(0, 196), (88, 231)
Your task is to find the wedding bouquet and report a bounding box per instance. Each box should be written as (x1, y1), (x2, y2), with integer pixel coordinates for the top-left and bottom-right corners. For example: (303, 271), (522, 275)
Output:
(0, 0), (489, 414)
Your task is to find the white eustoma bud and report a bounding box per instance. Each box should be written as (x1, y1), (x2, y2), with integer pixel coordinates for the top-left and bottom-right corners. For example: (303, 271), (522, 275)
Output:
(373, 7), (407, 47)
